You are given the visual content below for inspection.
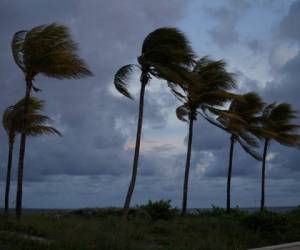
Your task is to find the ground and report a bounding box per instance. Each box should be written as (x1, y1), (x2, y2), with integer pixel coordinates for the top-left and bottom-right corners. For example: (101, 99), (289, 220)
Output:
(0, 206), (300, 250)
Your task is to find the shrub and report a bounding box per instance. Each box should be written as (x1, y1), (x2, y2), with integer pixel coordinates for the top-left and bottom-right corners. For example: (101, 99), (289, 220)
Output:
(137, 199), (178, 221)
(241, 211), (290, 234)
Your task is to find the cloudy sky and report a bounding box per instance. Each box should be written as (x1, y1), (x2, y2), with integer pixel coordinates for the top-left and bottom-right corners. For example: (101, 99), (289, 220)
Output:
(0, 0), (299, 209)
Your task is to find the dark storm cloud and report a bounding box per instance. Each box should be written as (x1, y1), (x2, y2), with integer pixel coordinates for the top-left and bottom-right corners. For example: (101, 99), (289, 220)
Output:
(0, 0), (191, 206)
(206, 0), (252, 48)
(1, 0), (300, 209)
(189, 0), (300, 188)
(207, 7), (240, 47)
(279, 0), (300, 42)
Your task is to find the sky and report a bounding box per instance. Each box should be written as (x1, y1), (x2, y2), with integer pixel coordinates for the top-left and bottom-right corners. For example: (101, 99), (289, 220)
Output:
(0, 0), (299, 209)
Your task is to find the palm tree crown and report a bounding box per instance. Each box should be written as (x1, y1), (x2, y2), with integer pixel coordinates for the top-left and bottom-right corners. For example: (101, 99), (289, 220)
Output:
(175, 56), (237, 122)
(3, 97), (61, 137)
(204, 92), (265, 159)
(173, 56), (237, 215)
(2, 96), (60, 214)
(114, 27), (196, 219)
(114, 27), (196, 99)
(12, 23), (92, 81)
(261, 103), (300, 147)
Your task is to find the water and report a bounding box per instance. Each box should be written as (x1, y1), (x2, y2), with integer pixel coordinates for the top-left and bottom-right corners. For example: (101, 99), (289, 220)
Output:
(0, 206), (297, 214)
(189, 206), (297, 214)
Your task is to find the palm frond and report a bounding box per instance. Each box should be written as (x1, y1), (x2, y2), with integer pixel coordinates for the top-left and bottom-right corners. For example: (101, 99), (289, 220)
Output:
(26, 125), (61, 137)
(13, 23), (92, 79)
(2, 97), (61, 138)
(11, 30), (27, 72)
(114, 64), (138, 99)
(236, 137), (262, 161)
(141, 27), (196, 67)
(262, 102), (300, 148)
(2, 106), (15, 134)
(176, 105), (190, 122)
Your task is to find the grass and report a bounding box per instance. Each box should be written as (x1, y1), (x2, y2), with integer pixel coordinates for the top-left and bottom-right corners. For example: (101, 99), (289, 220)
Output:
(0, 206), (300, 250)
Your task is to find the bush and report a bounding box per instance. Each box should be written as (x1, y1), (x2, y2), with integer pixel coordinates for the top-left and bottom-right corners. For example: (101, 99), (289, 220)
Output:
(288, 205), (300, 218)
(196, 205), (247, 219)
(241, 211), (290, 234)
(137, 199), (178, 221)
(70, 208), (122, 218)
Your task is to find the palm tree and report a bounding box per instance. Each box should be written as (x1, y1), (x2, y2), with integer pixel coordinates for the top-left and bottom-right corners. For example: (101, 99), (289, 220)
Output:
(2, 97), (61, 214)
(114, 27), (196, 219)
(260, 103), (300, 212)
(11, 23), (92, 218)
(174, 57), (237, 215)
(202, 92), (264, 213)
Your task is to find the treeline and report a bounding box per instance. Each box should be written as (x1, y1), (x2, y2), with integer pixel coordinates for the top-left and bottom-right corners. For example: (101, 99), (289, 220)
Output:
(2, 23), (300, 219)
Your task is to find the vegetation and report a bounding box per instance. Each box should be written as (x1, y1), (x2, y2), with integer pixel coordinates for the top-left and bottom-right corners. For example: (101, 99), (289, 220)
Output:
(173, 57), (236, 215)
(259, 103), (300, 211)
(0, 206), (300, 250)
(1, 21), (299, 249)
(114, 27), (196, 219)
(11, 23), (92, 218)
(2, 97), (61, 214)
(202, 92), (265, 212)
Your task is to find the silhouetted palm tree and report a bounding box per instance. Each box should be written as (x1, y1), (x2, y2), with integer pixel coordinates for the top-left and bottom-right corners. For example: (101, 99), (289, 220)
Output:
(175, 57), (237, 215)
(2, 97), (61, 214)
(11, 23), (92, 217)
(114, 27), (196, 219)
(202, 92), (264, 213)
(260, 103), (300, 212)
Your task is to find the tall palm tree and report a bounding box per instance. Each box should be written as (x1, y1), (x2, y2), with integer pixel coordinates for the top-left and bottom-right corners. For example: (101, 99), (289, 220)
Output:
(2, 97), (61, 214)
(114, 27), (196, 219)
(202, 92), (264, 213)
(260, 103), (300, 212)
(11, 23), (92, 218)
(174, 57), (237, 215)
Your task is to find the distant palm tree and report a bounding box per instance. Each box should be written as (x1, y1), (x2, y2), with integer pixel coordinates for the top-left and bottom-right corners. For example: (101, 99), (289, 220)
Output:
(175, 57), (237, 215)
(202, 92), (264, 213)
(114, 27), (196, 219)
(260, 103), (300, 212)
(11, 23), (92, 217)
(2, 97), (61, 214)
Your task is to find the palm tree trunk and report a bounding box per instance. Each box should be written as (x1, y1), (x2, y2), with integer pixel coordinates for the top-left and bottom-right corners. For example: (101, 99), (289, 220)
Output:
(260, 139), (269, 212)
(181, 112), (194, 216)
(16, 75), (32, 219)
(226, 135), (235, 213)
(4, 135), (14, 214)
(123, 72), (148, 219)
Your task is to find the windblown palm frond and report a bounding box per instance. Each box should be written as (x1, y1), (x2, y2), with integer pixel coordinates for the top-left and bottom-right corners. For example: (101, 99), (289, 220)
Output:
(114, 64), (139, 99)
(262, 103), (300, 148)
(2, 97), (61, 137)
(25, 125), (61, 137)
(11, 30), (27, 72)
(201, 92), (264, 160)
(114, 27), (196, 100)
(12, 23), (92, 79)
(141, 27), (196, 67)
(174, 56), (238, 125)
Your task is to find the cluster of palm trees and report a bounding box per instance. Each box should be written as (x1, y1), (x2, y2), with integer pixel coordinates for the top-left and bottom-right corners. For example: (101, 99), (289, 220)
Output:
(3, 23), (92, 218)
(114, 27), (300, 218)
(2, 23), (299, 219)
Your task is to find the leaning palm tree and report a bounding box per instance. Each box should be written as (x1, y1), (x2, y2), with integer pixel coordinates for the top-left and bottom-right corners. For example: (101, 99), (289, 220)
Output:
(174, 57), (237, 215)
(260, 103), (300, 212)
(2, 97), (61, 214)
(114, 27), (196, 219)
(202, 92), (264, 213)
(11, 23), (92, 218)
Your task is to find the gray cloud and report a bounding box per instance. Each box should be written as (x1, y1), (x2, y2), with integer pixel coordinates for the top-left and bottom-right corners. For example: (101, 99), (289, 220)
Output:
(0, 0), (300, 210)
(0, 0), (191, 207)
